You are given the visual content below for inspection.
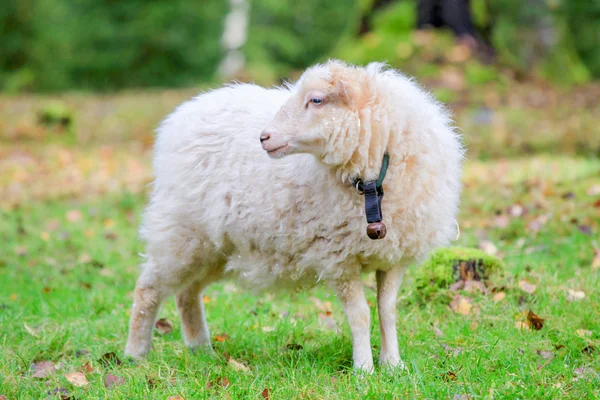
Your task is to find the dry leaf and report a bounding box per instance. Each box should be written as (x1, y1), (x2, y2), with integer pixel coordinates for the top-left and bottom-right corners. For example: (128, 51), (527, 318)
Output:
(213, 376), (231, 389)
(97, 352), (122, 367)
(318, 312), (340, 332)
(167, 396), (184, 400)
(261, 388), (271, 399)
(214, 333), (229, 342)
(46, 388), (72, 400)
(566, 289), (585, 302)
(536, 350), (554, 360)
(0, 395), (6, 400)
(587, 184), (600, 196)
(576, 329), (592, 337)
(450, 295), (473, 315)
(527, 310), (545, 330)
(442, 343), (463, 357)
(202, 295), (211, 304)
(518, 280), (537, 294)
(80, 362), (93, 374)
(493, 292), (506, 302)
(104, 374), (125, 388)
(64, 372), (89, 387)
(515, 321), (530, 330)
(31, 361), (55, 378)
(228, 358), (249, 372)
(463, 280), (487, 294)
(442, 371), (457, 381)
(66, 210), (82, 222)
(24, 323), (39, 337)
(478, 240), (497, 256)
(433, 325), (445, 338)
(155, 318), (172, 335)
(592, 247), (600, 270)
(449, 281), (465, 291)
(494, 215), (510, 228)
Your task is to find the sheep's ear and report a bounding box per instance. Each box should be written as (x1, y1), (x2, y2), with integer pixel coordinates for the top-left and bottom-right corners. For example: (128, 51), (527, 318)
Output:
(335, 79), (358, 108)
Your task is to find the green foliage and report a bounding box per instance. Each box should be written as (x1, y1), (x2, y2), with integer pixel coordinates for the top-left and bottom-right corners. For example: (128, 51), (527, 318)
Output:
(244, 0), (359, 82)
(0, 0), (227, 92)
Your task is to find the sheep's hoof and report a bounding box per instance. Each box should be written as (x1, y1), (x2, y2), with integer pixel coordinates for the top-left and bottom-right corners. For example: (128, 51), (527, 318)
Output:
(366, 222), (386, 240)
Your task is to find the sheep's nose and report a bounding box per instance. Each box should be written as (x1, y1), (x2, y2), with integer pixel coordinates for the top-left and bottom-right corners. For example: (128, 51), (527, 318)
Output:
(260, 132), (271, 142)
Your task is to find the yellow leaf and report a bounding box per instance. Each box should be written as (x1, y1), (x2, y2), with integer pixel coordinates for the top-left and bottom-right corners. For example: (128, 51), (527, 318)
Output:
(65, 371), (89, 387)
(493, 292), (506, 302)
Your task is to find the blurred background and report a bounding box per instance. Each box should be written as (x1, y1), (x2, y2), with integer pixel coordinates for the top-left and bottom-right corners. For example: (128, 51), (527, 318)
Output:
(0, 0), (598, 205)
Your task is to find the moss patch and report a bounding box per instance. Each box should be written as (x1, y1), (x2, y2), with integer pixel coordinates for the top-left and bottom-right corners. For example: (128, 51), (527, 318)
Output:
(413, 247), (504, 295)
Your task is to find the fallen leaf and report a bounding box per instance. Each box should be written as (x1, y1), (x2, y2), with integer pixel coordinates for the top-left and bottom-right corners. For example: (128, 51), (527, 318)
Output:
(0, 395), (5, 400)
(64, 371), (89, 387)
(518, 280), (537, 294)
(228, 358), (249, 372)
(167, 396), (184, 400)
(155, 318), (172, 335)
(493, 215), (510, 228)
(97, 352), (122, 368)
(576, 329), (592, 337)
(261, 388), (271, 399)
(202, 295), (211, 304)
(433, 325), (445, 338)
(442, 371), (457, 381)
(536, 350), (554, 360)
(463, 280), (488, 294)
(582, 345), (595, 355)
(573, 367), (598, 381)
(478, 240), (497, 256)
(566, 289), (585, 302)
(449, 281), (465, 291)
(46, 388), (72, 399)
(66, 210), (82, 222)
(104, 374), (125, 388)
(212, 376), (231, 389)
(587, 184), (600, 196)
(80, 362), (93, 373)
(515, 321), (530, 330)
(318, 312), (340, 332)
(527, 310), (545, 330)
(24, 323), (40, 337)
(493, 292), (506, 302)
(453, 395), (470, 400)
(442, 343), (463, 357)
(507, 204), (525, 217)
(450, 295), (473, 315)
(31, 361), (55, 378)
(214, 333), (229, 342)
(578, 225), (592, 235)
(592, 247), (600, 270)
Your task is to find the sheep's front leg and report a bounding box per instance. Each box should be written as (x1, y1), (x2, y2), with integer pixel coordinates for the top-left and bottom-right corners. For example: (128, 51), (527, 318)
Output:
(376, 267), (406, 369)
(333, 278), (373, 372)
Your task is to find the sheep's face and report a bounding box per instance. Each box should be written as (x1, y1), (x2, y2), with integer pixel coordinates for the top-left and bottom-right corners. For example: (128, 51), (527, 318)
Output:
(261, 64), (366, 165)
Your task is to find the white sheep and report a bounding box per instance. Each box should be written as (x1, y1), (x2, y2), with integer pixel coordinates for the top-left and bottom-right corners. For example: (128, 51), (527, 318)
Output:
(125, 60), (463, 372)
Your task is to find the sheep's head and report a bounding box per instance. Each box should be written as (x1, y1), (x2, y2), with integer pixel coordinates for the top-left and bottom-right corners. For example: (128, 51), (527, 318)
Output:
(261, 61), (372, 167)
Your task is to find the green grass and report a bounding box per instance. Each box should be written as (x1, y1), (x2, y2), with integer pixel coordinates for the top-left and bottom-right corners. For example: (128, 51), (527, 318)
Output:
(1, 156), (599, 399)
(1, 85), (599, 398)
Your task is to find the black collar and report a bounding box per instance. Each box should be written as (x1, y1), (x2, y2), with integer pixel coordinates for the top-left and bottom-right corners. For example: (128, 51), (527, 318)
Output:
(350, 153), (389, 240)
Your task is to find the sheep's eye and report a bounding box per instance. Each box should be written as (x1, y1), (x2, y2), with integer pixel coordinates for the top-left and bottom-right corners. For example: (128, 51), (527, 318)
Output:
(310, 98), (324, 105)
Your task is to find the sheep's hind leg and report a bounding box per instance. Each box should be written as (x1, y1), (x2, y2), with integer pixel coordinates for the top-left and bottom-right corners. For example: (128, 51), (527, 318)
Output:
(176, 276), (220, 352)
(125, 267), (169, 358)
(333, 276), (374, 373)
(376, 267), (407, 369)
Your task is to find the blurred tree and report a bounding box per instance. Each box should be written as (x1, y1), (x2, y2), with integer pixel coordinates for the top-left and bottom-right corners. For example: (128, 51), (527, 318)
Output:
(243, 0), (360, 82)
(0, 0), (227, 91)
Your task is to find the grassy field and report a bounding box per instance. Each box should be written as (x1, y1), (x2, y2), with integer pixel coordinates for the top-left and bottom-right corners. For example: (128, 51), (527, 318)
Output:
(1, 84), (599, 399)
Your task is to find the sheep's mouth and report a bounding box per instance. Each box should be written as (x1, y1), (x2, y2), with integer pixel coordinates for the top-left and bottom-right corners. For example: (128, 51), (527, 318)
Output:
(266, 144), (291, 157)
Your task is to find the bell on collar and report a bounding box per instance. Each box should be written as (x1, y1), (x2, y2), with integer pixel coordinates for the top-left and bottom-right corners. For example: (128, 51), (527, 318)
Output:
(366, 222), (387, 240)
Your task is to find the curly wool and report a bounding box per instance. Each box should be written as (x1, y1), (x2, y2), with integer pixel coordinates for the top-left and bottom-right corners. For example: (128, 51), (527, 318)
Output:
(138, 61), (463, 293)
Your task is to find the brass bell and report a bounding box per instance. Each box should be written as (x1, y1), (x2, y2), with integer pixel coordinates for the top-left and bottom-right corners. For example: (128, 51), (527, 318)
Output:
(366, 222), (386, 240)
